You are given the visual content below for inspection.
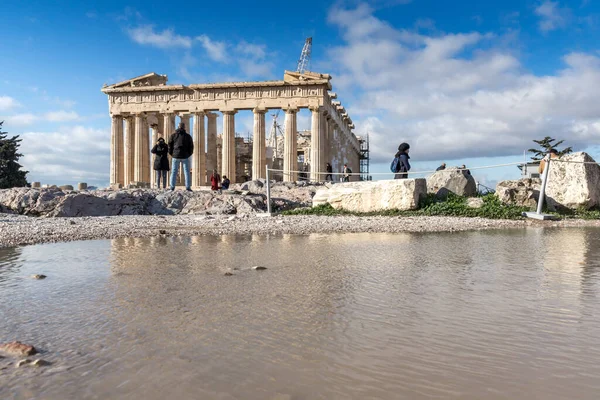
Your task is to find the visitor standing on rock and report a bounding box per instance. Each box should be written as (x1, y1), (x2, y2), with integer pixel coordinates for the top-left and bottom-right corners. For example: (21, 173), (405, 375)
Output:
(460, 164), (471, 175)
(151, 137), (170, 189)
(210, 170), (221, 192)
(343, 164), (352, 182)
(325, 163), (333, 181)
(221, 176), (230, 190)
(168, 122), (194, 192)
(436, 163), (446, 171)
(394, 143), (411, 179)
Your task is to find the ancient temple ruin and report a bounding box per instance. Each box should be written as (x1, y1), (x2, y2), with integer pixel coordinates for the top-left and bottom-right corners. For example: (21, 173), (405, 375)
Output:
(102, 71), (360, 187)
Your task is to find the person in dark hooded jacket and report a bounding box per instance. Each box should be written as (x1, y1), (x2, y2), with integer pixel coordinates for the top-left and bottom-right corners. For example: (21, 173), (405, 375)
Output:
(394, 143), (411, 179)
(151, 137), (170, 189)
(168, 122), (194, 191)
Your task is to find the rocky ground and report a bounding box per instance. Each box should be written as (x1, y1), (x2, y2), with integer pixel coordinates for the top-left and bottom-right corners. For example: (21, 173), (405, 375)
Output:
(0, 181), (324, 218)
(2, 212), (600, 248)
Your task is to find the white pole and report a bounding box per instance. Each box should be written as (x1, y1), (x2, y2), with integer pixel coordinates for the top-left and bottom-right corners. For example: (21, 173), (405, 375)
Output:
(266, 165), (272, 215)
(536, 157), (551, 215)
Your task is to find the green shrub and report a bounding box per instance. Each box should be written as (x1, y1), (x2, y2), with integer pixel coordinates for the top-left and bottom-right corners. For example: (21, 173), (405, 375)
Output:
(282, 193), (530, 219)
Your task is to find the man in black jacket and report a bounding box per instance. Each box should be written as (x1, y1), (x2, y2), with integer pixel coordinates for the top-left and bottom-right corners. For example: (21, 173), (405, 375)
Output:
(168, 122), (194, 191)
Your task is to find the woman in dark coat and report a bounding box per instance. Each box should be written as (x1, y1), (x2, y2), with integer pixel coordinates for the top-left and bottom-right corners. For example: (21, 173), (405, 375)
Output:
(394, 142), (411, 179)
(151, 137), (170, 189)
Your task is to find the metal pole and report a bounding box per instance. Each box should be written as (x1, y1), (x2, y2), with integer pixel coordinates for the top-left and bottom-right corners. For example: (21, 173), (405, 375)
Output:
(536, 157), (551, 215)
(266, 165), (272, 215)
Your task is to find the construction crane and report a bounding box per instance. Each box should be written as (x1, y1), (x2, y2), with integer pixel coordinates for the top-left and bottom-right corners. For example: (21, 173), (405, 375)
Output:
(296, 37), (312, 74)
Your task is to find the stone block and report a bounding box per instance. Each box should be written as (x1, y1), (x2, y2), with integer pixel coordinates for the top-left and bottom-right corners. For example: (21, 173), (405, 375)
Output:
(59, 185), (74, 191)
(31, 182), (41, 188)
(496, 178), (540, 208)
(545, 152), (600, 211)
(427, 168), (477, 197)
(78, 182), (88, 190)
(312, 179), (426, 212)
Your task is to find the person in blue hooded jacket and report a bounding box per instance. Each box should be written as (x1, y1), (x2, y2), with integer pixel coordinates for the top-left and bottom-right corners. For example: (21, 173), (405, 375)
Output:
(394, 143), (411, 179)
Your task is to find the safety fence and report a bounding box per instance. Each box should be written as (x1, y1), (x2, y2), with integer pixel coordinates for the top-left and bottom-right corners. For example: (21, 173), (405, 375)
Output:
(263, 157), (600, 218)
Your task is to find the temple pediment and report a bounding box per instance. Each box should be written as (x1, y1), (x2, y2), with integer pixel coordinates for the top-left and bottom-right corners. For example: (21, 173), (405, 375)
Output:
(283, 70), (331, 83)
(104, 72), (168, 89)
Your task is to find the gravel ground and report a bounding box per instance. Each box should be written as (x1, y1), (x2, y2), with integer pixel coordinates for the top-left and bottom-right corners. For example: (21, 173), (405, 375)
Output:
(2, 213), (600, 248)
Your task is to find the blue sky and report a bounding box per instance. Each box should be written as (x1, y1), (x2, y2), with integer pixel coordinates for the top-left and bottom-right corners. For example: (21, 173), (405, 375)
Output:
(1, 0), (600, 187)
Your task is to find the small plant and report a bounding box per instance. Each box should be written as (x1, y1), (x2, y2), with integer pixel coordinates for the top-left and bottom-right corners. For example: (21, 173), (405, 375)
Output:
(282, 193), (530, 220)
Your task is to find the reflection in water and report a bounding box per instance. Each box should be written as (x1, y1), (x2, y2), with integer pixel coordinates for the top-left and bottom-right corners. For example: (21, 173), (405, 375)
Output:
(2, 229), (600, 399)
(0, 246), (23, 284)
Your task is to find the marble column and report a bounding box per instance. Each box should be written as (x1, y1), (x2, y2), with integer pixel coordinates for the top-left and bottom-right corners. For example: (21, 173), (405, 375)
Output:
(124, 116), (135, 186)
(133, 114), (145, 183)
(283, 107), (298, 182)
(162, 113), (175, 137)
(206, 112), (218, 180)
(150, 123), (159, 188)
(110, 115), (124, 187)
(162, 113), (175, 185)
(192, 111), (206, 187)
(252, 108), (267, 180)
(325, 118), (334, 170)
(310, 106), (325, 182)
(221, 111), (237, 183)
(142, 117), (150, 184)
(180, 115), (191, 132)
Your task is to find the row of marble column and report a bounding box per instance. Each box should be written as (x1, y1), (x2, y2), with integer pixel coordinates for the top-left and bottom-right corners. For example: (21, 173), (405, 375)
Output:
(109, 107), (358, 187)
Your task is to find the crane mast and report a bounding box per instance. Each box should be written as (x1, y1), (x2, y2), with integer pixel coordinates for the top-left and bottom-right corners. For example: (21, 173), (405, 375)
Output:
(296, 37), (312, 74)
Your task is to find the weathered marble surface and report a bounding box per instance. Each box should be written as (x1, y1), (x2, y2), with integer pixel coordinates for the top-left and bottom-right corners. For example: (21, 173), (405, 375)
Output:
(545, 152), (600, 211)
(0, 180), (331, 217)
(496, 152), (600, 211)
(496, 178), (541, 208)
(427, 168), (477, 197)
(312, 179), (426, 212)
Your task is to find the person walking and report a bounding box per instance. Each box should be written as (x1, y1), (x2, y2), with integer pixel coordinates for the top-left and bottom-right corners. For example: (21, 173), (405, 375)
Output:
(394, 143), (411, 179)
(210, 169), (221, 192)
(221, 175), (230, 190)
(436, 162), (446, 171)
(168, 122), (194, 192)
(342, 164), (352, 182)
(325, 163), (333, 181)
(151, 137), (170, 189)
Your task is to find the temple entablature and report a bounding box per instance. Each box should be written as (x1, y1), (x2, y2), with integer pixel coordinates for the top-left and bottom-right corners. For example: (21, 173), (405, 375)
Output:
(102, 71), (361, 187)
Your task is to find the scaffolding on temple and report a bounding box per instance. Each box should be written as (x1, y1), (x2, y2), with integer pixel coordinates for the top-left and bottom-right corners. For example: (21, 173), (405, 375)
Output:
(359, 133), (370, 181)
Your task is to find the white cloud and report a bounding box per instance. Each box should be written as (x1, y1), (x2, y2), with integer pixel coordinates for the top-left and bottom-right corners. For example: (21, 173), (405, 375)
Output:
(196, 35), (228, 62)
(19, 126), (110, 187)
(236, 41), (267, 59)
(2, 113), (37, 127)
(127, 25), (192, 49)
(0, 96), (20, 112)
(326, 3), (600, 164)
(234, 41), (274, 78)
(45, 110), (79, 122)
(535, 1), (570, 32)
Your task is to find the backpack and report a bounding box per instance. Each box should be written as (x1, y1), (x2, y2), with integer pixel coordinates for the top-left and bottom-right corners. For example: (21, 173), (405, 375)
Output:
(390, 156), (400, 173)
(346, 168), (352, 174)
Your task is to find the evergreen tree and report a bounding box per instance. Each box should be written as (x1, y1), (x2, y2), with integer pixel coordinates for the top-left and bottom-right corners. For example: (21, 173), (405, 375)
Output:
(527, 136), (573, 161)
(0, 121), (29, 188)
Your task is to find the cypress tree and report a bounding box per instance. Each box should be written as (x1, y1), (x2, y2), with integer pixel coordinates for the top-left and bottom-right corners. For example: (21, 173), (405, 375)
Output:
(0, 121), (29, 188)
(527, 136), (573, 161)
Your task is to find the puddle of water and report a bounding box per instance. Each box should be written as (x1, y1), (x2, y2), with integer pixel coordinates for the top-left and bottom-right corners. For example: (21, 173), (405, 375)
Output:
(2, 228), (600, 399)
